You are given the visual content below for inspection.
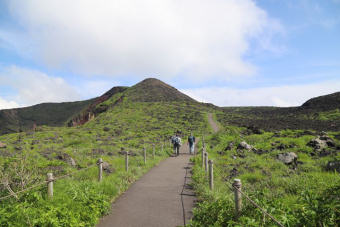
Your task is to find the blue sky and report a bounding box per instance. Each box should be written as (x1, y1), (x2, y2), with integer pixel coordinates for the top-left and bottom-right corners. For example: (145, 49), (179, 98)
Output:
(0, 0), (339, 109)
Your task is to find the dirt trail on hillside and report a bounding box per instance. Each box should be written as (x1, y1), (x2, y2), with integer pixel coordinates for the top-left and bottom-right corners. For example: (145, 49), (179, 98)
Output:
(97, 143), (196, 227)
(208, 113), (220, 133)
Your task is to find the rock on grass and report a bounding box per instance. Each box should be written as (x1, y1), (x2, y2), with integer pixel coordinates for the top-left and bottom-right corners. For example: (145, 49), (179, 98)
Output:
(277, 152), (298, 165)
(0, 142), (6, 148)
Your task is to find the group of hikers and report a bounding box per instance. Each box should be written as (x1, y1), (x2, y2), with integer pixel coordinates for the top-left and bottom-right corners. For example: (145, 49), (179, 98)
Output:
(171, 131), (195, 156)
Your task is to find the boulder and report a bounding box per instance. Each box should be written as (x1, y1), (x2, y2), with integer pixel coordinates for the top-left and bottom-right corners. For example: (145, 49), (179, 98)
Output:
(0, 142), (6, 149)
(307, 137), (328, 150)
(237, 141), (252, 150)
(326, 161), (340, 173)
(102, 161), (114, 173)
(277, 152), (298, 165)
(68, 157), (76, 167)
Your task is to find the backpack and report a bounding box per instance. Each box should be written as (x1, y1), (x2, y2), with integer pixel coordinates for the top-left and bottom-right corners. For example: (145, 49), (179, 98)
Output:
(188, 136), (194, 144)
(174, 136), (180, 146)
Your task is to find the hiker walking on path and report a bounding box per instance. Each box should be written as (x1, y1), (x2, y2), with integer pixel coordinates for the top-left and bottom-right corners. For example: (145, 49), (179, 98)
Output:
(171, 132), (182, 156)
(188, 132), (195, 155)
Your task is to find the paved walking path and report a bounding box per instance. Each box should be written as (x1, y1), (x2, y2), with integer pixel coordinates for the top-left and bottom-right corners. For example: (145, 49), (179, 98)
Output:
(97, 144), (196, 227)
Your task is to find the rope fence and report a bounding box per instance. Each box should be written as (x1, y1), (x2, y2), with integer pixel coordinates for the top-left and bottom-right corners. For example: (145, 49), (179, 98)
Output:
(0, 140), (170, 202)
(201, 140), (285, 227)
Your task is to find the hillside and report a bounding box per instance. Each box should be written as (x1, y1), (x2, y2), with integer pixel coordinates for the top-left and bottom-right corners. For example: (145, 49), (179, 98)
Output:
(1, 79), (338, 135)
(0, 78), (200, 136)
(0, 99), (94, 135)
(302, 91), (340, 111)
(0, 86), (128, 135)
(0, 78), (339, 226)
(0, 78), (210, 226)
(190, 125), (340, 226)
(217, 92), (340, 131)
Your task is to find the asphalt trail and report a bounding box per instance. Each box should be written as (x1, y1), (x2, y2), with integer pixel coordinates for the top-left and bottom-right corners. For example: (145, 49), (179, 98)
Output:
(97, 144), (196, 227)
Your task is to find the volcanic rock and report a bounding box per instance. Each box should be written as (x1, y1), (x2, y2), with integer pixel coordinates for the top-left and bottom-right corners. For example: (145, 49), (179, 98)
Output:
(277, 152), (298, 165)
(102, 161), (114, 173)
(237, 141), (252, 150)
(277, 144), (287, 150)
(68, 157), (76, 167)
(307, 137), (328, 150)
(0, 142), (6, 148)
(56, 153), (76, 167)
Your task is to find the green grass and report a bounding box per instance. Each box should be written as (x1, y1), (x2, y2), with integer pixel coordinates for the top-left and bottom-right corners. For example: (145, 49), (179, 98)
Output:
(189, 126), (340, 226)
(0, 99), (209, 226)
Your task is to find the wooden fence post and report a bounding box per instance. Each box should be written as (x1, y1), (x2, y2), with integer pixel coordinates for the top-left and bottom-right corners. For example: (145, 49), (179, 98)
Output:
(204, 152), (208, 173)
(202, 144), (205, 168)
(153, 143), (155, 159)
(98, 158), (103, 182)
(208, 160), (214, 190)
(144, 147), (147, 164)
(233, 179), (242, 218)
(125, 151), (129, 172)
(47, 173), (53, 198)
(161, 143), (164, 153)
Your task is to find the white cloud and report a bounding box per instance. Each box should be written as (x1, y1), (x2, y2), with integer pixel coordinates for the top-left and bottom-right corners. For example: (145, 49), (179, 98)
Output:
(0, 97), (19, 110)
(77, 80), (120, 99)
(0, 65), (80, 108)
(3, 0), (283, 81)
(181, 80), (340, 107)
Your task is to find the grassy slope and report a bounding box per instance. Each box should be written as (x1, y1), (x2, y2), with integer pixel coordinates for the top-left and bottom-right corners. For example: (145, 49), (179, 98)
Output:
(0, 99), (94, 135)
(0, 86), (209, 226)
(190, 119), (340, 226)
(1, 79), (339, 226)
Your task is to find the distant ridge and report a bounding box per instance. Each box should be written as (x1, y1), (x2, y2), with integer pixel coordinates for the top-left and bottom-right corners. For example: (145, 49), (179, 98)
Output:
(0, 99), (94, 135)
(302, 92), (340, 111)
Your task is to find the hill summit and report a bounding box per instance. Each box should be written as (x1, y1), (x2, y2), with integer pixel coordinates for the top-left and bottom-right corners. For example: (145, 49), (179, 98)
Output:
(125, 78), (196, 102)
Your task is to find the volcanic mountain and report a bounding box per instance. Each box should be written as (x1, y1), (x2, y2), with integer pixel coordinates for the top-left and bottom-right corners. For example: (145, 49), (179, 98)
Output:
(0, 78), (199, 135)
(0, 78), (339, 135)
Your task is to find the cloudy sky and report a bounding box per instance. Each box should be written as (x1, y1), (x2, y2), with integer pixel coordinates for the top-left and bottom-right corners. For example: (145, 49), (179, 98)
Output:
(0, 0), (339, 109)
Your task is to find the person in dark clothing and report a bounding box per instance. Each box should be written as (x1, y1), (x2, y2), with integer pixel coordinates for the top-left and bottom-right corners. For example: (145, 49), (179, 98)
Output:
(171, 133), (182, 156)
(188, 132), (195, 155)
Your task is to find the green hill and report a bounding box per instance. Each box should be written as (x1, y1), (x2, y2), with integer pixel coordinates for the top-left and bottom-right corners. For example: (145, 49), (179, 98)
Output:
(0, 78), (339, 226)
(0, 78), (210, 226)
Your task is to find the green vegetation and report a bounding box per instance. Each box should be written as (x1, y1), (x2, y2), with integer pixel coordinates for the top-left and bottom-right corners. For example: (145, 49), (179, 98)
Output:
(0, 79), (339, 226)
(0, 83), (209, 226)
(190, 125), (340, 226)
(317, 109), (340, 121)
